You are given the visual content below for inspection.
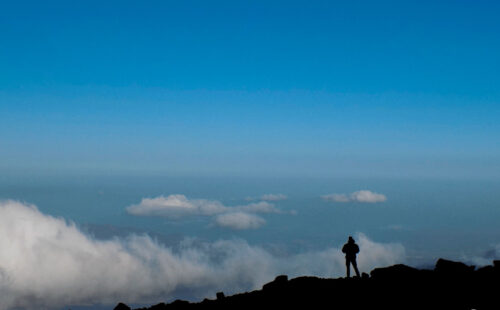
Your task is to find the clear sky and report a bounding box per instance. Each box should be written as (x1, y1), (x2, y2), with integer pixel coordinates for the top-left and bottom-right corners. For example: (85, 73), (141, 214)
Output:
(1, 1), (500, 309)
(1, 0), (499, 178)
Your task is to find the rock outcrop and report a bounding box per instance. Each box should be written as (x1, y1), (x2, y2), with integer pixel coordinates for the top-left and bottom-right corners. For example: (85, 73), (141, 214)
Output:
(115, 258), (500, 310)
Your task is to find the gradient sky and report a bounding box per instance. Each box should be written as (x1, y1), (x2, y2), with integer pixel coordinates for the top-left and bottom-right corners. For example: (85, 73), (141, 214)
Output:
(1, 1), (500, 309)
(1, 0), (499, 178)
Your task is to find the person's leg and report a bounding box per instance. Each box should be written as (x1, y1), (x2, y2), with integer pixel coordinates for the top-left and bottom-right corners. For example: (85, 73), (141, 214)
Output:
(346, 259), (351, 278)
(352, 259), (360, 277)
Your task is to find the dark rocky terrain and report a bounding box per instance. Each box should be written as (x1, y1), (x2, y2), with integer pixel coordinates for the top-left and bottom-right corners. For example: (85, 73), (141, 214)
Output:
(115, 259), (500, 310)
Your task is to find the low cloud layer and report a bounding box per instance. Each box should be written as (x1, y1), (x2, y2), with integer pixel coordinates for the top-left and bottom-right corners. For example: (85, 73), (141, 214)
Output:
(464, 244), (500, 267)
(322, 190), (387, 203)
(126, 195), (282, 230)
(0, 200), (405, 310)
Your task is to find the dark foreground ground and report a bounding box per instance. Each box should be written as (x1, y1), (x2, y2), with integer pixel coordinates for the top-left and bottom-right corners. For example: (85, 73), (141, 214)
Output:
(115, 259), (500, 310)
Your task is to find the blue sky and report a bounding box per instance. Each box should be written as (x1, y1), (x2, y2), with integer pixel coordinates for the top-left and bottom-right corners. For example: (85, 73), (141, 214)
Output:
(1, 0), (500, 178)
(1, 1), (500, 309)
(1, 0), (499, 93)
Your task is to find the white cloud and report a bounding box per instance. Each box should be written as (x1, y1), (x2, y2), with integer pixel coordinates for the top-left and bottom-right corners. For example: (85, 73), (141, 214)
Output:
(0, 200), (406, 310)
(245, 194), (288, 202)
(126, 195), (228, 218)
(215, 212), (266, 230)
(350, 190), (387, 203)
(281, 234), (405, 276)
(322, 190), (387, 203)
(260, 194), (288, 201)
(236, 201), (281, 214)
(126, 195), (283, 230)
(462, 244), (500, 267)
(321, 193), (351, 202)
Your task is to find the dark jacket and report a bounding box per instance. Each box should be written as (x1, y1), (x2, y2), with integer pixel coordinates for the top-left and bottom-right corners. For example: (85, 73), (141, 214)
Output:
(342, 242), (359, 259)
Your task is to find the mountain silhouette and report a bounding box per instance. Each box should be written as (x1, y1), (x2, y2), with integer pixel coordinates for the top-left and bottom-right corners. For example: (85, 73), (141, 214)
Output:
(115, 258), (500, 310)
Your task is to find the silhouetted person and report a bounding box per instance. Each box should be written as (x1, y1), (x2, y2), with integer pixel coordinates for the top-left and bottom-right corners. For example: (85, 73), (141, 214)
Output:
(342, 236), (360, 278)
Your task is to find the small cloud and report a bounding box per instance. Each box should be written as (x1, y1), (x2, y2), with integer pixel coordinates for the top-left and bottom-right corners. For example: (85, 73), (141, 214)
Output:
(246, 194), (288, 201)
(322, 190), (387, 203)
(236, 201), (281, 214)
(321, 193), (351, 203)
(126, 194), (227, 218)
(350, 190), (387, 203)
(127, 195), (290, 230)
(215, 212), (266, 230)
(260, 194), (288, 201)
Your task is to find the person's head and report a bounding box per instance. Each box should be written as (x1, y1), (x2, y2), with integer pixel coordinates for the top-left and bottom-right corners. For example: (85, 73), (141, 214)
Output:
(348, 236), (354, 243)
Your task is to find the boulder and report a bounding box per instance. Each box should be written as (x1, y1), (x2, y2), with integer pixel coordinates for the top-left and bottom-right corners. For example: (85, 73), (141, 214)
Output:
(168, 300), (190, 309)
(370, 264), (419, 280)
(216, 292), (225, 300)
(263, 275), (288, 291)
(434, 259), (475, 274)
(113, 303), (131, 310)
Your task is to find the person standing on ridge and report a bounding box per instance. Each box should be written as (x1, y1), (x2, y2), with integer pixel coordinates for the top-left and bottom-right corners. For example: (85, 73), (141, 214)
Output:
(342, 236), (360, 278)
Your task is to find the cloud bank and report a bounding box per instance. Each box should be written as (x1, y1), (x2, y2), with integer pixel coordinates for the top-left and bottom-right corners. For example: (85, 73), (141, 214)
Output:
(126, 195), (283, 230)
(464, 244), (500, 267)
(0, 200), (405, 310)
(322, 190), (387, 203)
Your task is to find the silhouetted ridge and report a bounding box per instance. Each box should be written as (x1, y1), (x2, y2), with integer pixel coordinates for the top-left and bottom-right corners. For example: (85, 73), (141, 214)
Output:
(116, 258), (500, 310)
